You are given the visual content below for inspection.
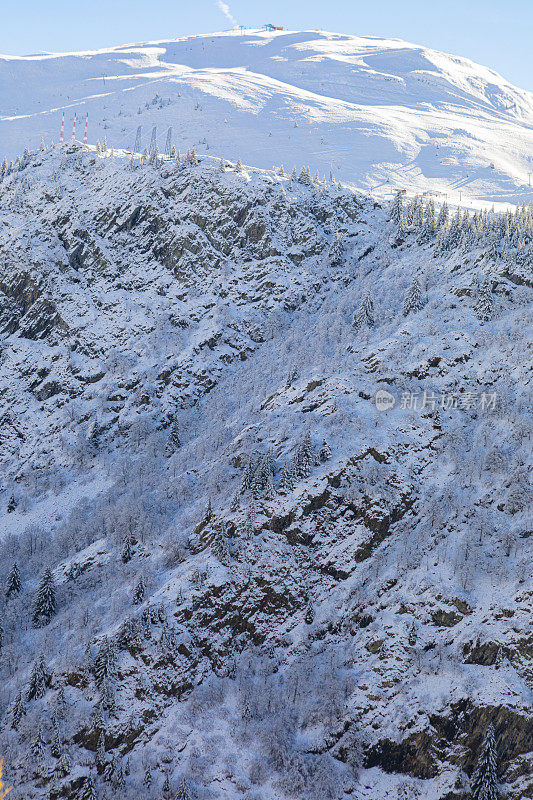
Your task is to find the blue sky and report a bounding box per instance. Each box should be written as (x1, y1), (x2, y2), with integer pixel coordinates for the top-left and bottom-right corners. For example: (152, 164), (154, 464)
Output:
(2, 0), (532, 92)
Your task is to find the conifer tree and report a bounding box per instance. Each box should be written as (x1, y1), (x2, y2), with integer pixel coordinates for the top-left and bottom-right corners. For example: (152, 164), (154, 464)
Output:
(94, 636), (117, 688)
(51, 723), (63, 758)
(121, 534), (133, 564)
(32, 567), (57, 626)
(27, 654), (50, 700)
(389, 190), (404, 227)
(328, 231), (344, 267)
(471, 725), (499, 800)
(403, 278), (424, 316)
(163, 771), (171, 798)
(132, 575), (146, 605)
(176, 777), (192, 800)
(204, 499), (213, 523)
(353, 292), (374, 328)
(11, 690), (25, 728)
(95, 731), (106, 772)
(5, 561), (20, 597)
(79, 775), (98, 800)
(40, 137), (46, 152)
(6, 495), (17, 513)
(31, 723), (46, 759)
(235, 157), (243, 172)
(476, 274), (494, 322)
(165, 420), (181, 454)
(143, 763), (153, 788)
(319, 440), (332, 462)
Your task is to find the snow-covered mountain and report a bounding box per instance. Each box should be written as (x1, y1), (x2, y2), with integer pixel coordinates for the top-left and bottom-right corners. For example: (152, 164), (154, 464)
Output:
(0, 142), (531, 800)
(2, 29), (533, 208)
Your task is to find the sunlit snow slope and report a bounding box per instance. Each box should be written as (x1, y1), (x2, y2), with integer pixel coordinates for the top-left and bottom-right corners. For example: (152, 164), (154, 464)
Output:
(2, 28), (533, 207)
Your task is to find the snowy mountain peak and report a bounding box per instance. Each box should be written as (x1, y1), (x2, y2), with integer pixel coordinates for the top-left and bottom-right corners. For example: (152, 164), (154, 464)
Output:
(2, 29), (533, 208)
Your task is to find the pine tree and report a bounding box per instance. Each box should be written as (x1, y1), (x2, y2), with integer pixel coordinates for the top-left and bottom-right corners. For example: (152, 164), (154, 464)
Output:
(95, 732), (106, 772)
(6, 495), (17, 513)
(204, 499), (213, 524)
(476, 274), (494, 322)
(94, 635), (117, 688)
(353, 292), (374, 328)
(27, 654), (50, 700)
(40, 137), (46, 152)
(328, 231), (344, 267)
(319, 439), (332, 462)
(389, 190), (404, 227)
(51, 723), (63, 758)
(235, 157), (243, 172)
(163, 771), (171, 798)
(31, 723), (46, 759)
(79, 775), (98, 800)
(11, 690), (25, 728)
(32, 567), (57, 626)
(471, 725), (499, 800)
(402, 278), (424, 316)
(133, 575), (146, 605)
(165, 420), (181, 455)
(176, 777), (191, 800)
(102, 136), (108, 152)
(143, 763), (153, 788)
(277, 462), (295, 492)
(121, 534), (133, 564)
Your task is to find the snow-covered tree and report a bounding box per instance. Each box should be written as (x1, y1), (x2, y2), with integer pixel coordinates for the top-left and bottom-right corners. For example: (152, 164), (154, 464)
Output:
(6, 561), (21, 596)
(121, 534), (133, 564)
(176, 777), (192, 800)
(7, 494), (17, 513)
(328, 231), (344, 268)
(27, 654), (50, 700)
(471, 725), (499, 800)
(476, 274), (494, 322)
(319, 440), (332, 462)
(79, 775), (98, 800)
(94, 636), (117, 688)
(11, 690), (25, 728)
(402, 278), (424, 316)
(389, 190), (404, 227)
(133, 575), (146, 605)
(165, 420), (181, 454)
(32, 567), (56, 626)
(31, 723), (46, 759)
(353, 292), (374, 328)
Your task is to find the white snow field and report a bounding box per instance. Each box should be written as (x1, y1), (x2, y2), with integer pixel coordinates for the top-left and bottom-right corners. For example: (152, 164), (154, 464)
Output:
(2, 28), (533, 209)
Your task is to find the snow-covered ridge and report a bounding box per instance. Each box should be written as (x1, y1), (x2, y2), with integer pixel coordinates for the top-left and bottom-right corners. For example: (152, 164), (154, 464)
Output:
(2, 29), (533, 208)
(0, 145), (531, 800)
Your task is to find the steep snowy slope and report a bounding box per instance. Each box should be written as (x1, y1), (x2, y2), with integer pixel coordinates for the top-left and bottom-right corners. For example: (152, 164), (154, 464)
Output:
(0, 145), (531, 800)
(2, 29), (533, 208)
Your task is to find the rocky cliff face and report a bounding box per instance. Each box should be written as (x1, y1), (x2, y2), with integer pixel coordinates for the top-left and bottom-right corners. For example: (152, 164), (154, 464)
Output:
(0, 145), (530, 800)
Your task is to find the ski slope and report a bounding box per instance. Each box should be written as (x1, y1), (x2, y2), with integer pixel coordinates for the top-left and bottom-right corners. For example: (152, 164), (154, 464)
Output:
(2, 28), (533, 207)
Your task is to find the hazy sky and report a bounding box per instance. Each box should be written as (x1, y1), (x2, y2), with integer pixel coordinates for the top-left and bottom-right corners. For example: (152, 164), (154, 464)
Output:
(2, 0), (532, 92)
